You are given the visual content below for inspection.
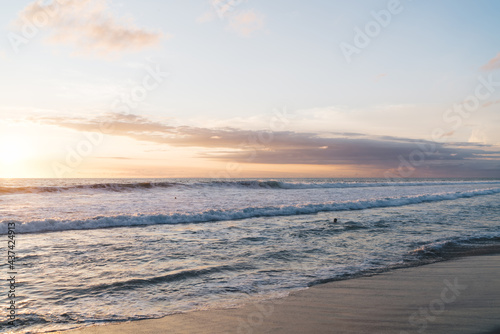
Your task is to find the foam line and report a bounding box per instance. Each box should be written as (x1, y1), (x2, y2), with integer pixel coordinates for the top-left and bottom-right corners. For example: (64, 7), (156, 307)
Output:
(2, 187), (499, 234)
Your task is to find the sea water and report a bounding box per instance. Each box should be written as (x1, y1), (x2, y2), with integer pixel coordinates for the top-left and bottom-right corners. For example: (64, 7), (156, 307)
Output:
(1, 178), (499, 333)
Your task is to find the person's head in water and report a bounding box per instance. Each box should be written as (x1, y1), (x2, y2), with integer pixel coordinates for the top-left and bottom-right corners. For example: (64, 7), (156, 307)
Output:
(333, 218), (337, 223)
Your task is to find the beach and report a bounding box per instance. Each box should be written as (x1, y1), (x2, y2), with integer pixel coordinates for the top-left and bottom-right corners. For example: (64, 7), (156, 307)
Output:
(58, 253), (500, 334)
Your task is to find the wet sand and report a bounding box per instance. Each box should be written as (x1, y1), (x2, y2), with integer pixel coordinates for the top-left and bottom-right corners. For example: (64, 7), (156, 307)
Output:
(58, 254), (500, 334)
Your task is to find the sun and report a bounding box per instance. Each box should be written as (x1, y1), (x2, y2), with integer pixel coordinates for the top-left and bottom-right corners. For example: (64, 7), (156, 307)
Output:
(0, 134), (35, 166)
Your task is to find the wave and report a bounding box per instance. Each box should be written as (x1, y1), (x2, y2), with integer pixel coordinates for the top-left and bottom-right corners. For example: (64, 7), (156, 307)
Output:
(0, 181), (183, 195)
(409, 234), (500, 260)
(309, 232), (500, 287)
(2, 179), (500, 195)
(58, 263), (249, 297)
(2, 187), (500, 234)
(199, 180), (500, 190)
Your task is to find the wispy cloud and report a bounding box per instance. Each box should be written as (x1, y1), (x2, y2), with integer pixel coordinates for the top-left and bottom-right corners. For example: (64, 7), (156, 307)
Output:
(30, 112), (500, 177)
(197, 1), (264, 37)
(481, 52), (500, 71)
(196, 10), (216, 24)
(482, 99), (500, 108)
(227, 10), (264, 37)
(375, 73), (387, 81)
(12, 0), (165, 56)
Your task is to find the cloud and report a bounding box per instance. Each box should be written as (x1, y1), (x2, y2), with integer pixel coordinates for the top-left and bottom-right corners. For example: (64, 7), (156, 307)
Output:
(481, 53), (500, 71)
(196, 11), (216, 23)
(96, 156), (134, 160)
(31, 112), (500, 177)
(227, 10), (264, 36)
(197, 2), (264, 37)
(482, 99), (500, 108)
(375, 73), (387, 81)
(468, 126), (490, 144)
(13, 0), (164, 56)
(210, 0), (246, 20)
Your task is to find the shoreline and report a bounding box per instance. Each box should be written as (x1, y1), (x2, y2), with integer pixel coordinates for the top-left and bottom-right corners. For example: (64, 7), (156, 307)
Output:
(56, 252), (500, 334)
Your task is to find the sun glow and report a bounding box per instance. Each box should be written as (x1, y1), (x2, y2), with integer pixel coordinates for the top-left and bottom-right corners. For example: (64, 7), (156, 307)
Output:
(0, 134), (36, 166)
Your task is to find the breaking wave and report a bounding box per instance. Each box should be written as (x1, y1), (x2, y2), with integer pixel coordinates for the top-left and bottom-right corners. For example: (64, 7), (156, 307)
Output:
(3, 187), (500, 234)
(1, 179), (499, 195)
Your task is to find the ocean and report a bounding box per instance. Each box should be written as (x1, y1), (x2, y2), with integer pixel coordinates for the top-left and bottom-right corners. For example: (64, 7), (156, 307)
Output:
(1, 178), (500, 333)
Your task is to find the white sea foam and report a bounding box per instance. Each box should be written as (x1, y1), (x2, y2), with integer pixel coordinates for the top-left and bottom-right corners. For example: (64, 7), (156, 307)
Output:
(4, 187), (500, 234)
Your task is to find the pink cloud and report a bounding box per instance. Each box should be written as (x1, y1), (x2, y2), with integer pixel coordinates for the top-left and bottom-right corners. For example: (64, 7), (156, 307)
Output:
(481, 52), (500, 71)
(13, 0), (165, 56)
(227, 10), (264, 37)
(375, 73), (387, 81)
(196, 11), (216, 24)
(482, 99), (500, 108)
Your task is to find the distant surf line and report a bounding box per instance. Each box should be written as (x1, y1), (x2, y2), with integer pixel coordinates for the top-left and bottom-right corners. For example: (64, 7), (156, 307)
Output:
(1, 179), (500, 195)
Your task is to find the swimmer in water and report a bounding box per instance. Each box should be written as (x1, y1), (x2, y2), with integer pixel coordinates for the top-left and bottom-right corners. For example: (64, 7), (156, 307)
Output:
(333, 218), (337, 223)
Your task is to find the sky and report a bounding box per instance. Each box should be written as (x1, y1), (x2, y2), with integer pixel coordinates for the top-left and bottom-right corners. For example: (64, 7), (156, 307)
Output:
(0, 0), (500, 178)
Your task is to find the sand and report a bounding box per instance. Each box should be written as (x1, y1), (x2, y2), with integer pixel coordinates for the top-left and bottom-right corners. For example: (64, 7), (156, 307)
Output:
(58, 254), (500, 334)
